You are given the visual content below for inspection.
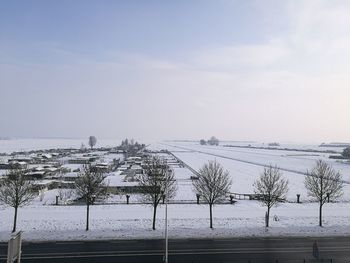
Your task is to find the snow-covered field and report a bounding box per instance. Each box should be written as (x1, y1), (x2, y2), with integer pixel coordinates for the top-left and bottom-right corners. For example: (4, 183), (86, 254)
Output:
(154, 142), (350, 201)
(1, 139), (350, 241)
(1, 201), (350, 242)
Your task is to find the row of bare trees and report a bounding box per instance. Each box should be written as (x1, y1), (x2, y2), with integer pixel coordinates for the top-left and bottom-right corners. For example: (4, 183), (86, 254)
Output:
(0, 158), (344, 233)
(0, 157), (176, 233)
(0, 166), (108, 233)
(191, 159), (344, 228)
(191, 160), (285, 229)
(251, 160), (343, 228)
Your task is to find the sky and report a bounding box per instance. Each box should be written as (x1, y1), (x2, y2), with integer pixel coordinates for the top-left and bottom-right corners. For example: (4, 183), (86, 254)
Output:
(1, 0), (350, 143)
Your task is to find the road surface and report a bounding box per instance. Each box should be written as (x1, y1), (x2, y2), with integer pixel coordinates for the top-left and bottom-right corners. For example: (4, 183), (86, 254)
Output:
(1, 236), (349, 262)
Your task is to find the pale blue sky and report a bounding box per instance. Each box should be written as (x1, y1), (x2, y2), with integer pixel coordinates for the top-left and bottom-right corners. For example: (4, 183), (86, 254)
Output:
(1, 0), (350, 143)
(1, 1), (284, 63)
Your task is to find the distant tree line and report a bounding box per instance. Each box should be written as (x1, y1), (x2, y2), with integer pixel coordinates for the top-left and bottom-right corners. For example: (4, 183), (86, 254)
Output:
(199, 136), (219, 146)
(119, 138), (145, 158)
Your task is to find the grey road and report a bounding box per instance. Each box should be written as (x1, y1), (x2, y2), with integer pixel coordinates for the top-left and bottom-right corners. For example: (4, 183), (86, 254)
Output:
(1, 236), (349, 263)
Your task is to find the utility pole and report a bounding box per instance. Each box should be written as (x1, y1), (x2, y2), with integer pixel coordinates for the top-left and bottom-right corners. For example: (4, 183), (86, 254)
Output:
(165, 172), (169, 263)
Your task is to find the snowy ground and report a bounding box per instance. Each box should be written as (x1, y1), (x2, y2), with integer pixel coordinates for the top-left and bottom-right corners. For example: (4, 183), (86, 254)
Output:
(153, 142), (350, 201)
(1, 139), (350, 241)
(1, 201), (350, 242)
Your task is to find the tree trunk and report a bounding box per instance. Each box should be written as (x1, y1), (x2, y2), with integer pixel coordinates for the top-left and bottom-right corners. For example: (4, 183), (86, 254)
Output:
(152, 201), (157, 230)
(266, 206), (270, 227)
(12, 206), (18, 233)
(86, 203), (90, 231)
(209, 203), (213, 229)
(319, 201), (323, 227)
(319, 177), (323, 227)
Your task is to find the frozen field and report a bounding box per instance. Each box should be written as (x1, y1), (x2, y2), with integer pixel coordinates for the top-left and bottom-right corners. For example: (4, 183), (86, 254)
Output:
(152, 142), (350, 201)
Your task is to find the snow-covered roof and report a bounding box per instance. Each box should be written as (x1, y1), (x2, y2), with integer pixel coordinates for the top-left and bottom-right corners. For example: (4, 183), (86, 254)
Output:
(95, 162), (109, 166)
(130, 165), (142, 170)
(62, 172), (79, 178)
(33, 179), (55, 185)
(42, 154), (52, 159)
(104, 174), (138, 187)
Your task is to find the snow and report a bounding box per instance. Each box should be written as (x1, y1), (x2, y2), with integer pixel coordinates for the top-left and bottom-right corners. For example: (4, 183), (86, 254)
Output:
(1, 201), (350, 242)
(1, 139), (350, 241)
(0, 138), (120, 153)
(158, 142), (350, 201)
(61, 163), (82, 171)
(104, 172), (138, 187)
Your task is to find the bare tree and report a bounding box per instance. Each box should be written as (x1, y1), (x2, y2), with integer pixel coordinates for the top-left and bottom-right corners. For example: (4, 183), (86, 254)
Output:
(193, 160), (232, 228)
(342, 147), (350, 159)
(304, 160), (343, 227)
(88, 136), (97, 150)
(199, 139), (207, 145)
(139, 156), (177, 230)
(80, 143), (87, 151)
(253, 165), (288, 227)
(208, 136), (219, 146)
(0, 169), (36, 232)
(75, 165), (107, 231)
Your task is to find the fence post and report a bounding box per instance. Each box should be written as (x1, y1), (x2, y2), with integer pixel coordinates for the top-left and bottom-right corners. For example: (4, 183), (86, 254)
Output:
(126, 195), (130, 204)
(297, 194), (300, 203)
(196, 194), (200, 204)
(230, 195), (234, 204)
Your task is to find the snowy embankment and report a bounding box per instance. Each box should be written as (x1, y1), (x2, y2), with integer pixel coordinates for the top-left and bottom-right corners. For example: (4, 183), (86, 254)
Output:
(1, 201), (350, 242)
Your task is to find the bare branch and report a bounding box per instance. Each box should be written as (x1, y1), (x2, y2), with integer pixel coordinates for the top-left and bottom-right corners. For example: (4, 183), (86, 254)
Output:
(0, 169), (36, 208)
(75, 164), (108, 205)
(193, 160), (232, 205)
(305, 160), (343, 204)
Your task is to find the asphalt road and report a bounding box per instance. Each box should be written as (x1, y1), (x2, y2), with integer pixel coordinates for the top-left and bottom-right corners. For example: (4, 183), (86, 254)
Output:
(1, 236), (350, 263)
